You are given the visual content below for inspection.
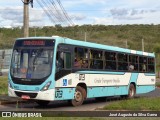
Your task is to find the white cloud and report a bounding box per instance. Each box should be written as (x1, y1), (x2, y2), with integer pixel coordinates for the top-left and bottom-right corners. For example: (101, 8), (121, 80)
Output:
(29, 8), (44, 22)
(92, 8), (160, 25)
(93, 17), (114, 25)
(0, 0), (160, 27)
(0, 6), (46, 27)
(62, 0), (107, 8)
(0, 6), (23, 27)
(70, 13), (86, 21)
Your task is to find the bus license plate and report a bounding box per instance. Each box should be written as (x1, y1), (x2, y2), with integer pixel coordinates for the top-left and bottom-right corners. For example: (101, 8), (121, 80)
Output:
(21, 95), (30, 100)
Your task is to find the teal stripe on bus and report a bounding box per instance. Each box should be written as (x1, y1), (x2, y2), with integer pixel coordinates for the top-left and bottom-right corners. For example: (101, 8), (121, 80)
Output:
(144, 73), (156, 76)
(76, 71), (125, 75)
(54, 85), (155, 100)
(129, 73), (139, 83)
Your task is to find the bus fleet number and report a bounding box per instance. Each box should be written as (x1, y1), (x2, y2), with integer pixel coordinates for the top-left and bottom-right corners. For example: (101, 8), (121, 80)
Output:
(55, 90), (63, 98)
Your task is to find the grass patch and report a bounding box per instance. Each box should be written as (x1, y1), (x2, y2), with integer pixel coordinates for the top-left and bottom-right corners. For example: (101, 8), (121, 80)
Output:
(103, 97), (160, 111)
(0, 76), (8, 95)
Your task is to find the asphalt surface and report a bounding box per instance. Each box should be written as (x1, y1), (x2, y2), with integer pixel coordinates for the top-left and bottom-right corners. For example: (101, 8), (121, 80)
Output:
(0, 88), (160, 111)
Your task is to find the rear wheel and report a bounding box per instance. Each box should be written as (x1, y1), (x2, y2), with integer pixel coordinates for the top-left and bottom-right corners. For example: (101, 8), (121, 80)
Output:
(35, 100), (50, 106)
(128, 84), (136, 98)
(71, 86), (86, 106)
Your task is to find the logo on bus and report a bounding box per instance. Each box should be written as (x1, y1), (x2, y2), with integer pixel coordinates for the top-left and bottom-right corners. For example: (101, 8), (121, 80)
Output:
(63, 79), (67, 86)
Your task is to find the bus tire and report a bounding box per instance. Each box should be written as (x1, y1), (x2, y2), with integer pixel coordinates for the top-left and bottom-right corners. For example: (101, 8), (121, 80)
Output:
(95, 97), (106, 102)
(35, 100), (50, 106)
(71, 86), (86, 106)
(128, 84), (136, 98)
(120, 95), (128, 99)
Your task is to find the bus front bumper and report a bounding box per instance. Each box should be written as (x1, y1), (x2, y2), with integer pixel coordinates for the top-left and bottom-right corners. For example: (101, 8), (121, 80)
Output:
(8, 87), (55, 101)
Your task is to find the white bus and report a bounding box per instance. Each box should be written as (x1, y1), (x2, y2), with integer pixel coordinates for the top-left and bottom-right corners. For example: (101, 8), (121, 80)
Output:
(8, 36), (156, 106)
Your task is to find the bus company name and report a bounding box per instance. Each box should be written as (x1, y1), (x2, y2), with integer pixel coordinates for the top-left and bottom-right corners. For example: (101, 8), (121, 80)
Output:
(94, 78), (120, 84)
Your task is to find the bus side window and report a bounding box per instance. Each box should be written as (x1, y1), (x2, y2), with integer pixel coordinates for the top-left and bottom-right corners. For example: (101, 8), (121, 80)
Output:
(117, 53), (128, 71)
(148, 58), (155, 72)
(64, 52), (71, 69)
(105, 51), (116, 70)
(139, 56), (147, 72)
(74, 47), (88, 69)
(56, 52), (71, 70)
(129, 55), (139, 71)
(90, 49), (103, 69)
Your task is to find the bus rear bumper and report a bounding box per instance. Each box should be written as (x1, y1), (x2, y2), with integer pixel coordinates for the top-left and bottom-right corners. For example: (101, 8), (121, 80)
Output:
(8, 87), (55, 101)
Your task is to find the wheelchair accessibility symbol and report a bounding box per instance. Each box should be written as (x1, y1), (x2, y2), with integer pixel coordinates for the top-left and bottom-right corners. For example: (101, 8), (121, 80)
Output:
(63, 79), (67, 86)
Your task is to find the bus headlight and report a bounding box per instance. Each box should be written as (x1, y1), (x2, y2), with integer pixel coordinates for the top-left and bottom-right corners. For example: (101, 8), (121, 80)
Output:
(41, 81), (52, 91)
(8, 81), (13, 89)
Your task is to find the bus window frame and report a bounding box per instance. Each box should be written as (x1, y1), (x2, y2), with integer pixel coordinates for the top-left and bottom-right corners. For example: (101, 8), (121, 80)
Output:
(57, 44), (155, 74)
(89, 48), (104, 70)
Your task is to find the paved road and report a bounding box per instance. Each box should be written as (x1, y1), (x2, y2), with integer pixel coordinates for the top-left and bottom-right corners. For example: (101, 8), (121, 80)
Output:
(0, 88), (160, 111)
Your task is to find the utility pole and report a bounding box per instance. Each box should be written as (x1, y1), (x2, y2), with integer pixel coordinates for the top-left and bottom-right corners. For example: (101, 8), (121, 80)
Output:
(23, 0), (29, 37)
(34, 26), (37, 37)
(22, 0), (33, 37)
(142, 38), (144, 51)
(85, 32), (87, 42)
(125, 40), (128, 48)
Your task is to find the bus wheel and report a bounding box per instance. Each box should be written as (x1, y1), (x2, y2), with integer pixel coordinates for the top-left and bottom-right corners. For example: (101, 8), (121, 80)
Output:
(128, 84), (136, 98)
(35, 100), (50, 106)
(71, 86), (86, 106)
(120, 95), (128, 99)
(95, 97), (106, 102)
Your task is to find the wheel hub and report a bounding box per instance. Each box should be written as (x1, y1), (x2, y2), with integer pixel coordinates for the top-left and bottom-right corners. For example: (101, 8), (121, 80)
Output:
(130, 88), (134, 97)
(74, 91), (82, 102)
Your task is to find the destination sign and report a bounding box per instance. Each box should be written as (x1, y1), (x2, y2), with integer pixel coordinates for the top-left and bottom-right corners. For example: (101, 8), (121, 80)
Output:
(14, 39), (55, 47)
(23, 41), (45, 46)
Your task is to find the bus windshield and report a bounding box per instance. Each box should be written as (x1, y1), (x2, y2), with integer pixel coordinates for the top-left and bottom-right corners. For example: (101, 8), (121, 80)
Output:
(10, 40), (54, 80)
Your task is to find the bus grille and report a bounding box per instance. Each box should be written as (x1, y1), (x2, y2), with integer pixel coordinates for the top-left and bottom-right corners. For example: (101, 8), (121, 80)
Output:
(15, 91), (38, 98)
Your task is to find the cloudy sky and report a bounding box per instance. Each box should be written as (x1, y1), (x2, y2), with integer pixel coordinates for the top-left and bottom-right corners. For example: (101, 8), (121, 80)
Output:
(0, 0), (160, 27)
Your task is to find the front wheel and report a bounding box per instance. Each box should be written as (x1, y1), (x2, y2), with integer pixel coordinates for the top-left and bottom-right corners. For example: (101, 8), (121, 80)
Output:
(71, 86), (86, 106)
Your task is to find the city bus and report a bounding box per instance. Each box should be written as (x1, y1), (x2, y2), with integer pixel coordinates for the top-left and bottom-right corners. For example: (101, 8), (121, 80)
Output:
(8, 36), (156, 106)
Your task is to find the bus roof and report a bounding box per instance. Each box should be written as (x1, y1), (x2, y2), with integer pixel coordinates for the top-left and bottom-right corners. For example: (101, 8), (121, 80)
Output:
(16, 36), (155, 57)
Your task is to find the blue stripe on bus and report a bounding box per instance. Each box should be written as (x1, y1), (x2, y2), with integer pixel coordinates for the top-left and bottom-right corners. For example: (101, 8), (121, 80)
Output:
(54, 85), (155, 100)
(76, 71), (125, 75)
(130, 73), (139, 83)
(144, 73), (156, 76)
(136, 51), (143, 55)
(136, 85), (155, 94)
(148, 53), (155, 57)
(54, 88), (75, 100)
(9, 75), (55, 91)
(65, 39), (131, 54)
(87, 86), (128, 98)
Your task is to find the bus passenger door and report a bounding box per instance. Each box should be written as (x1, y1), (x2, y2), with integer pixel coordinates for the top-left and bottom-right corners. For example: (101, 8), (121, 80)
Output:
(55, 51), (72, 81)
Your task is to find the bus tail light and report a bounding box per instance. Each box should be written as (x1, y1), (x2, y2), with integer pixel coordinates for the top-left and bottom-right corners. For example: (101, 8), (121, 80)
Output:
(41, 81), (52, 91)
